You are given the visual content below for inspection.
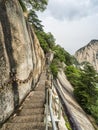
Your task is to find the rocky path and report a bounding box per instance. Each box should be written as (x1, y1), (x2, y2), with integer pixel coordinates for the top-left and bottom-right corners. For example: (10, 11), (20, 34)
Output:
(1, 72), (46, 130)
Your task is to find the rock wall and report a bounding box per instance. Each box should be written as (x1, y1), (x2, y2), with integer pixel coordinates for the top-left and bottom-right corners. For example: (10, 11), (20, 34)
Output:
(54, 69), (95, 130)
(0, 0), (45, 124)
(75, 40), (98, 71)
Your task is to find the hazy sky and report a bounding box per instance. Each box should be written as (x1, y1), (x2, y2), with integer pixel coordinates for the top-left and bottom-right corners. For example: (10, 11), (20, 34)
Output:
(38, 0), (98, 54)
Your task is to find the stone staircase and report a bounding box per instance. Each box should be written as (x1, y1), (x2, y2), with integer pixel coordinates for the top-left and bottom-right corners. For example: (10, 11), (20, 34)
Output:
(1, 72), (46, 130)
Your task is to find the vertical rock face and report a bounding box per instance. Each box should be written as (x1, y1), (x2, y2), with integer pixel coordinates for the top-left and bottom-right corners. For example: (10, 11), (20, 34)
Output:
(75, 40), (98, 71)
(0, 0), (45, 124)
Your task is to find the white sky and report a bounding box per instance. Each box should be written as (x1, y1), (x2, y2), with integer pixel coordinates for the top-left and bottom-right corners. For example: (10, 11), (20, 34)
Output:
(38, 0), (98, 54)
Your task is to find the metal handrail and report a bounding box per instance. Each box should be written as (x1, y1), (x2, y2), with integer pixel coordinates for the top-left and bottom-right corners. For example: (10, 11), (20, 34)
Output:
(45, 70), (58, 130)
(49, 89), (57, 130)
(45, 88), (49, 130)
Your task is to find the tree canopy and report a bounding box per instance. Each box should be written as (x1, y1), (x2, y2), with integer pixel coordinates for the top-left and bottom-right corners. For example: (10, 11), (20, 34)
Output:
(65, 63), (98, 124)
(28, 10), (44, 31)
(19, 0), (48, 12)
(19, 0), (48, 30)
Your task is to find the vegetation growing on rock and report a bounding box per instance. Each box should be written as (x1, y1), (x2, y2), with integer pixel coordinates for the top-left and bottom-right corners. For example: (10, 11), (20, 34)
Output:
(65, 63), (98, 124)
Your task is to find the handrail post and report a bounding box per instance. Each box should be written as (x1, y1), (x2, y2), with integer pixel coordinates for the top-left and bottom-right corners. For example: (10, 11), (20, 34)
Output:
(58, 99), (62, 120)
(45, 88), (49, 130)
(49, 89), (57, 130)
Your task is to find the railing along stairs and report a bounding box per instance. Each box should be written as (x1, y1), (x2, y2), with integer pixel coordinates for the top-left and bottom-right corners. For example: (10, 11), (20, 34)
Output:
(45, 73), (62, 130)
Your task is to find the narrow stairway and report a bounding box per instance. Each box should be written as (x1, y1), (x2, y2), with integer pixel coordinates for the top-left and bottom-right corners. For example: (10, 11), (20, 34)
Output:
(1, 71), (46, 130)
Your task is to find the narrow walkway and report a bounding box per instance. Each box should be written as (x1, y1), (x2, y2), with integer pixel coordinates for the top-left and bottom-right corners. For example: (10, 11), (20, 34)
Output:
(1, 71), (47, 130)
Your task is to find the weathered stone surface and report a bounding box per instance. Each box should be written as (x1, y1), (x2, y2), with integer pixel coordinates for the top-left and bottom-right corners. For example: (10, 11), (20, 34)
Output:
(0, 0), (45, 124)
(75, 40), (98, 72)
(54, 69), (95, 130)
(1, 71), (46, 130)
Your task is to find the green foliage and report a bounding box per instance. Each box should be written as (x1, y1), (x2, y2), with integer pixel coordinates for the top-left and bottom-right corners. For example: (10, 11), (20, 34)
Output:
(46, 32), (56, 49)
(50, 44), (77, 78)
(64, 116), (72, 130)
(19, 0), (27, 12)
(36, 31), (56, 53)
(65, 65), (81, 87)
(28, 10), (44, 31)
(70, 56), (79, 66)
(91, 100), (98, 124)
(75, 65), (98, 112)
(64, 52), (74, 65)
(65, 63), (98, 123)
(19, 0), (48, 12)
(27, 0), (48, 12)
(53, 45), (66, 63)
(36, 31), (49, 53)
(49, 44), (78, 78)
(19, 0), (48, 31)
(52, 45), (78, 66)
(50, 59), (59, 78)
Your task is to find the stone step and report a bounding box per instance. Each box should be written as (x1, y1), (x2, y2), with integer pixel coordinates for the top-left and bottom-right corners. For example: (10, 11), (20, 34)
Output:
(0, 71), (47, 130)
(28, 95), (45, 100)
(9, 115), (44, 123)
(28, 92), (45, 99)
(34, 88), (45, 91)
(18, 108), (44, 116)
(40, 75), (46, 79)
(22, 102), (44, 109)
(23, 99), (45, 104)
(27, 96), (45, 101)
(2, 122), (45, 130)
(34, 86), (45, 91)
(38, 82), (45, 86)
(28, 91), (45, 96)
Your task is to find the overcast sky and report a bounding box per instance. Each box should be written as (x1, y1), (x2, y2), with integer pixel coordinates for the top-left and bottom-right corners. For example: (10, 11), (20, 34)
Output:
(38, 0), (98, 54)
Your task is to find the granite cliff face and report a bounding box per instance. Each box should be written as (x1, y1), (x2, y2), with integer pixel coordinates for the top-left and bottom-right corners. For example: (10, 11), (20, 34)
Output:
(75, 40), (98, 71)
(54, 70), (95, 130)
(0, 0), (45, 124)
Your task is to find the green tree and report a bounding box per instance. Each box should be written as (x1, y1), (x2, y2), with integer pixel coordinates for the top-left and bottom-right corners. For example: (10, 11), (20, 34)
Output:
(53, 45), (66, 63)
(50, 59), (59, 78)
(36, 31), (56, 53)
(91, 99), (98, 124)
(65, 63), (98, 124)
(18, 0), (48, 31)
(36, 31), (49, 53)
(52, 45), (77, 66)
(19, 0), (48, 12)
(65, 65), (81, 87)
(19, 0), (27, 12)
(45, 32), (56, 49)
(74, 64), (98, 113)
(28, 10), (44, 31)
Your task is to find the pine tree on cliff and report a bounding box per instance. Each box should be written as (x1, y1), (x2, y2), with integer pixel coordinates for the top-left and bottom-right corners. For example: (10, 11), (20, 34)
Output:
(19, 0), (48, 30)
(19, 0), (48, 12)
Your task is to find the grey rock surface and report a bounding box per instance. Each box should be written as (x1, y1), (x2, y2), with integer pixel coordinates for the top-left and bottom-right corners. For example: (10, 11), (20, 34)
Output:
(54, 69), (95, 130)
(75, 40), (98, 71)
(0, 0), (45, 124)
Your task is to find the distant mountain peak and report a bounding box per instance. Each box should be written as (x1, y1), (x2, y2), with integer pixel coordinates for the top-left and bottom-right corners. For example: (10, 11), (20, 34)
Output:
(75, 39), (98, 72)
(76, 39), (98, 53)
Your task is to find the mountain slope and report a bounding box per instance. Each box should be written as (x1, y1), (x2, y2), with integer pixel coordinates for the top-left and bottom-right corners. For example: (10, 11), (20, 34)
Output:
(75, 40), (98, 71)
(54, 69), (95, 130)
